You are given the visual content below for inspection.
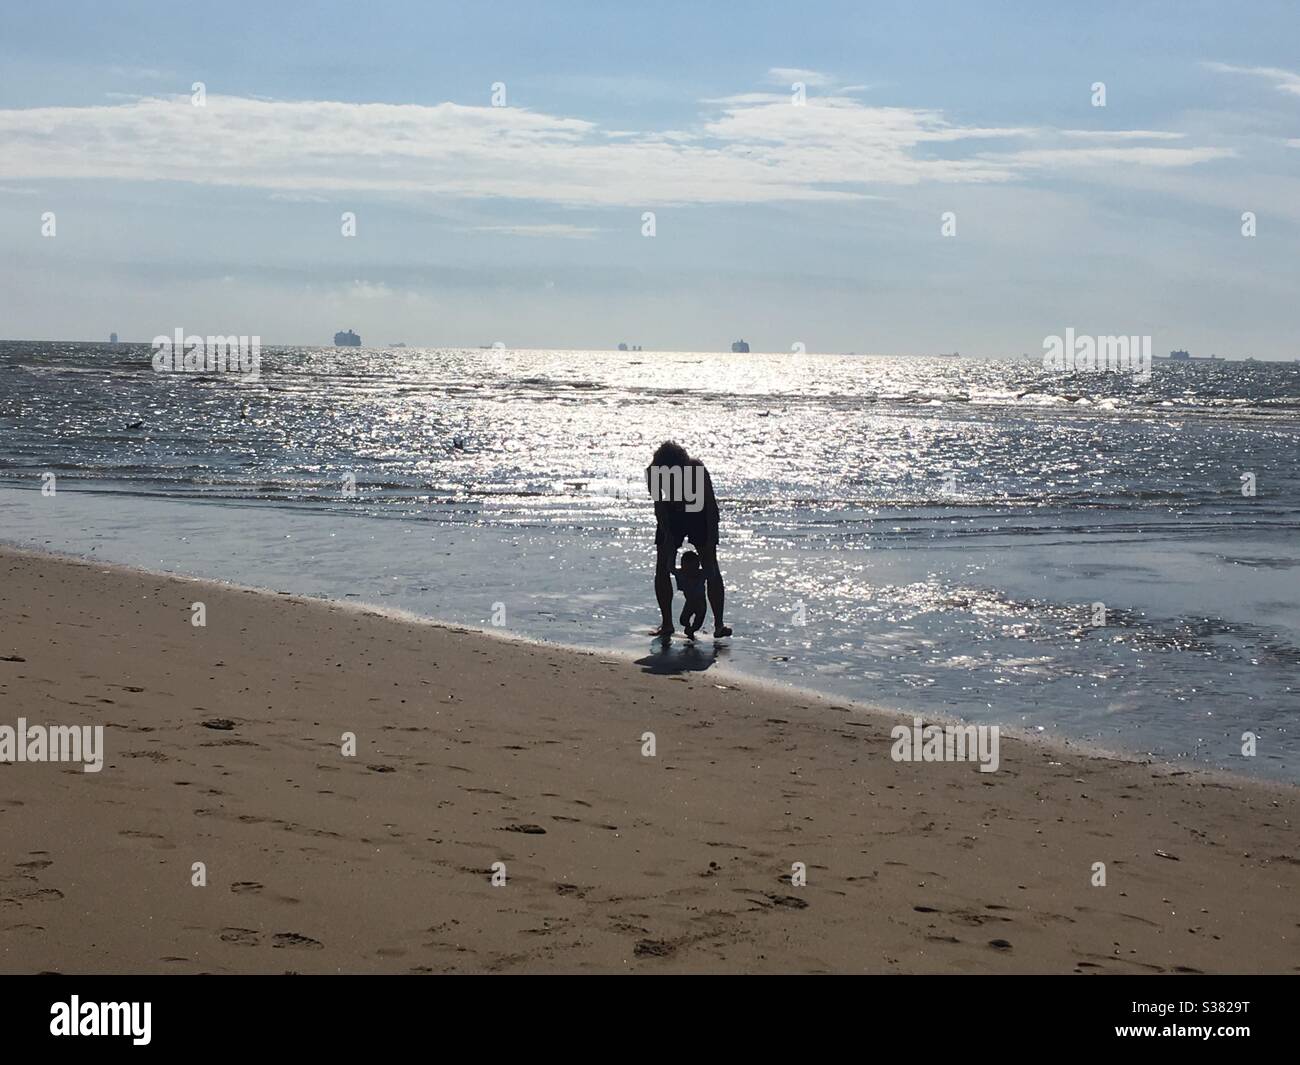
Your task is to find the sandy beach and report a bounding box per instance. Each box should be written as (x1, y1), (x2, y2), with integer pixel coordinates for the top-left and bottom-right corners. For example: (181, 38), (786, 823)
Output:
(0, 544), (1296, 974)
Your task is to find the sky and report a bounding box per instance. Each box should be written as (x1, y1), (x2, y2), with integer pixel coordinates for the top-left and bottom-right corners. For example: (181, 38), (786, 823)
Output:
(1, 0), (1298, 358)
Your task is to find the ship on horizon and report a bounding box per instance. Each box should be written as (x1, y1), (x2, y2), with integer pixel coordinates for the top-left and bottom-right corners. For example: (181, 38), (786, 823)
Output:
(1153, 349), (1222, 363)
(334, 329), (361, 347)
(731, 339), (750, 353)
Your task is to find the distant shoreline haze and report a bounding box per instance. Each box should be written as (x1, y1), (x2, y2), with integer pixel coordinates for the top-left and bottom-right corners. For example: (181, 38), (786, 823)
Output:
(0, 339), (1291, 362)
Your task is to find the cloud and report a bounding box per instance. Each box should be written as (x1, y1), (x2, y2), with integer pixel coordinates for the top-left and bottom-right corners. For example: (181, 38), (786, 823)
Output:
(0, 90), (1233, 208)
(1205, 62), (1300, 96)
(995, 146), (1235, 168)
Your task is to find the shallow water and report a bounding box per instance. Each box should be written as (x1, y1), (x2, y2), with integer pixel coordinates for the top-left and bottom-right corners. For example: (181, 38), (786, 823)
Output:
(2, 342), (1297, 781)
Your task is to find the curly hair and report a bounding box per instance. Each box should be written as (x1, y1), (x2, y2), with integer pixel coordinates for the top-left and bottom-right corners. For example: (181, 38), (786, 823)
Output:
(650, 440), (691, 468)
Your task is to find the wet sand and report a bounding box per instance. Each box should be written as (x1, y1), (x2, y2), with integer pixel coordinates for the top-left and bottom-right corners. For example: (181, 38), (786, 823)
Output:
(0, 546), (1296, 973)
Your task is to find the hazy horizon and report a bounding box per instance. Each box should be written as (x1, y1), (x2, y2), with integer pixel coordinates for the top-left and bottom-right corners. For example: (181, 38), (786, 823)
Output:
(3, 1), (1299, 360)
(3, 338), (1291, 362)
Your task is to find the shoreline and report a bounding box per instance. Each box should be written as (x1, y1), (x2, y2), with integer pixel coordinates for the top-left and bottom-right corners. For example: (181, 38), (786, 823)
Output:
(1, 544), (1297, 973)
(3, 538), (1284, 793)
(2, 480), (1295, 787)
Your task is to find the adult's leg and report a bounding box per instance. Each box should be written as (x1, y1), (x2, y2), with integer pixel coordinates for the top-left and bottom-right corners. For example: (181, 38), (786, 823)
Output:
(695, 542), (730, 635)
(654, 529), (679, 635)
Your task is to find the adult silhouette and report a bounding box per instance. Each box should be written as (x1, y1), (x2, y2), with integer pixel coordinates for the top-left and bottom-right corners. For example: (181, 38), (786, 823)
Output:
(646, 441), (732, 638)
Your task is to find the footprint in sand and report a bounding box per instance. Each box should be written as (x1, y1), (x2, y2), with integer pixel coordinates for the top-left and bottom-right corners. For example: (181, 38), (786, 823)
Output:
(220, 927), (262, 946)
(118, 829), (172, 850)
(17, 887), (64, 902)
(272, 932), (323, 950)
(230, 882), (263, 894)
(764, 893), (809, 909)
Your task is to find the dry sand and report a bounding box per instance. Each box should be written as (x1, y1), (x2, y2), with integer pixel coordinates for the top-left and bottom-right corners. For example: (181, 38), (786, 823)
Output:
(0, 545), (1296, 973)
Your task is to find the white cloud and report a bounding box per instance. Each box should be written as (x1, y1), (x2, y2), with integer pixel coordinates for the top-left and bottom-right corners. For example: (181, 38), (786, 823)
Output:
(997, 146), (1235, 168)
(0, 90), (1233, 208)
(1205, 62), (1300, 96)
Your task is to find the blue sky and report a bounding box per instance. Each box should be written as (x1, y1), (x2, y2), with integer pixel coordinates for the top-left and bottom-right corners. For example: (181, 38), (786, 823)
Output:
(1, 0), (1298, 357)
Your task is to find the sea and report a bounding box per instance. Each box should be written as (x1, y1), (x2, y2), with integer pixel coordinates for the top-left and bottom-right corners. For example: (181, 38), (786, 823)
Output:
(1, 341), (1297, 782)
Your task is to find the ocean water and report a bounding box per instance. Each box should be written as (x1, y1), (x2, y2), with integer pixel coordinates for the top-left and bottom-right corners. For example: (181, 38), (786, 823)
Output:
(1, 341), (1298, 781)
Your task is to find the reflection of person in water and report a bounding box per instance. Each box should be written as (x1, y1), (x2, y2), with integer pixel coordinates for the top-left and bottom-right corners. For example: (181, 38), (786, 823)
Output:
(646, 440), (732, 639)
